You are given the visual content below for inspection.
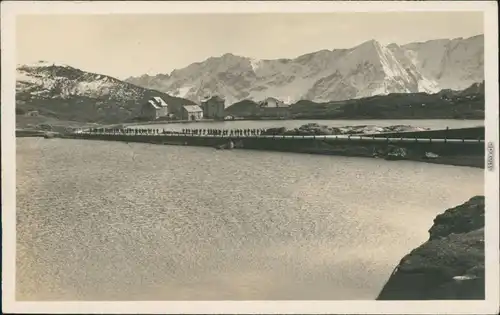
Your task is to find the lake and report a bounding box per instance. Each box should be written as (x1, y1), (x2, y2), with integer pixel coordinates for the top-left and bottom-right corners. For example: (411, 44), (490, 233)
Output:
(131, 119), (484, 132)
(16, 138), (484, 300)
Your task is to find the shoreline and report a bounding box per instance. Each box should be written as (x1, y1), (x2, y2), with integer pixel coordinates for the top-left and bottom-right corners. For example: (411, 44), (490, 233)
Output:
(119, 117), (484, 127)
(15, 121), (485, 169)
(15, 117), (484, 134)
(44, 133), (485, 169)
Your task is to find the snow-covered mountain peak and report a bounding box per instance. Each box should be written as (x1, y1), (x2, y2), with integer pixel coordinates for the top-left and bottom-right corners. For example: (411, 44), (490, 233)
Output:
(125, 35), (483, 104)
(401, 34), (484, 90)
(352, 39), (382, 50)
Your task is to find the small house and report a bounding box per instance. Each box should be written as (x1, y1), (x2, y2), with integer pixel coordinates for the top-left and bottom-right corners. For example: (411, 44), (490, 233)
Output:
(141, 96), (169, 120)
(253, 97), (291, 119)
(259, 97), (287, 108)
(201, 95), (225, 120)
(181, 105), (203, 121)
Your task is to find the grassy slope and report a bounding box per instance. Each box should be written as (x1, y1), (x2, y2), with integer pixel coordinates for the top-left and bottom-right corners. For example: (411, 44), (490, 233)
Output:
(226, 82), (485, 120)
(16, 64), (195, 125)
(16, 90), (194, 124)
(17, 77), (485, 128)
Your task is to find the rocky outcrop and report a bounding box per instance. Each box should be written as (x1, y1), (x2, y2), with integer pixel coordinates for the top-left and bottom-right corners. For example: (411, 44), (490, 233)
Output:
(263, 123), (429, 136)
(215, 140), (235, 150)
(377, 196), (485, 300)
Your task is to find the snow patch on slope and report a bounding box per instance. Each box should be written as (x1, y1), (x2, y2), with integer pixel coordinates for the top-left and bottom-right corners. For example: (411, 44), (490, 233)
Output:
(370, 83), (393, 96)
(175, 85), (194, 98)
(16, 63), (146, 101)
(16, 70), (34, 83)
(418, 78), (440, 94)
(19, 60), (72, 68)
(250, 58), (263, 72)
(376, 43), (409, 79)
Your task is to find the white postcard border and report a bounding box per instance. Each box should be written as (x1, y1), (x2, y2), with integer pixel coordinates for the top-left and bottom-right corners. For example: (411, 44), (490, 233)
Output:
(2, 1), (498, 314)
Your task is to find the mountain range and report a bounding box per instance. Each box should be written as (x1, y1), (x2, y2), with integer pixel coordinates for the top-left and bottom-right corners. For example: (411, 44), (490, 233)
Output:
(125, 35), (484, 105)
(15, 35), (484, 124)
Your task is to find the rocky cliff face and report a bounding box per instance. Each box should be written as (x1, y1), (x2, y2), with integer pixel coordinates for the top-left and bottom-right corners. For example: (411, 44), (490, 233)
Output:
(401, 35), (484, 91)
(377, 196), (485, 300)
(125, 35), (484, 105)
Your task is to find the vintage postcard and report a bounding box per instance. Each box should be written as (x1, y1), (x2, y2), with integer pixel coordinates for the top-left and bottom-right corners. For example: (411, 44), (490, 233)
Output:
(2, 1), (499, 314)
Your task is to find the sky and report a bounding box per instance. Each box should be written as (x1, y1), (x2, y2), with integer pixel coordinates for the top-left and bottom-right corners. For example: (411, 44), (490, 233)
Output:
(16, 12), (483, 79)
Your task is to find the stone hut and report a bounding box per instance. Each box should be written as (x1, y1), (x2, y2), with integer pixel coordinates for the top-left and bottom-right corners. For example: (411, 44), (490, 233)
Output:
(141, 97), (169, 120)
(201, 95), (226, 120)
(181, 105), (204, 121)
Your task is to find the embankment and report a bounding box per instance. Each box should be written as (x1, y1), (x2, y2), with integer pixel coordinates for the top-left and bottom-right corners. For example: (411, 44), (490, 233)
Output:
(377, 196), (485, 300)
(370, 126), (484, 140)
(16, 130), (59, 138)
(62, 133), (485, 168)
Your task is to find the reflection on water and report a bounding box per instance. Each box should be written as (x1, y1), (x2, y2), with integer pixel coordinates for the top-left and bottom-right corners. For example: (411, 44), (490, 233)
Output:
(16, 138), (484, 300)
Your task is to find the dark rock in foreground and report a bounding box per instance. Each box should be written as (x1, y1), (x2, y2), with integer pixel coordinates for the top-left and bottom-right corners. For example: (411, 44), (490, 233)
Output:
(429, 196), (485, 241)
(377, 196), (485, 300)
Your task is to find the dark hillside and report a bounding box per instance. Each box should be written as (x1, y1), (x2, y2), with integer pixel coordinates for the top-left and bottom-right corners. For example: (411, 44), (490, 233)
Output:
(16, 63), (195, 124)
(225, 81), (485, 120)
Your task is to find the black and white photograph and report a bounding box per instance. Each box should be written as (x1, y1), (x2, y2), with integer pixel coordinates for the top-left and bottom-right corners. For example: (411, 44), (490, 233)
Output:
(2, 1), (499, 314)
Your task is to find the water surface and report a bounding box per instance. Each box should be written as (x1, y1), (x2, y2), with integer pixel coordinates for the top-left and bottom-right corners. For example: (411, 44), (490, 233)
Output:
(16, 138), (484, 300)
